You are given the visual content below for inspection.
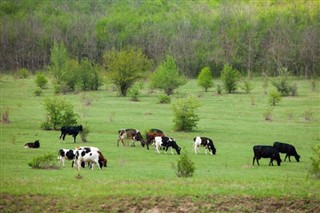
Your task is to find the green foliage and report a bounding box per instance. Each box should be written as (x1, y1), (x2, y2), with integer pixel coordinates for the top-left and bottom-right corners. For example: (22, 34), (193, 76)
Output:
(269, 90), (281, 106)
(103, 47), (151, 96)
(34, 88), (42, 96)
(15, 68), (29, 79)
(150, 55), (187, 96)
(35, 72), (48, 89)
(173, 149), (195, 178)
(158, 94), (171, 104)
(220, 64), (240, 93)
(78, 59), (102, 91)
(241, 78), (253, 94)
(49, 41), (68, 84)
(80, 123), (90, 143)
(272, 67), (291, 96)
(216, 84), (222, 95)
(128, 82), (143, 102)
(172, 96), (201, 131)
(28, 153), (59, 169)
(310, 144), (320, 179)
(197, 67), (214, 92)
(42, 97), (78, 130)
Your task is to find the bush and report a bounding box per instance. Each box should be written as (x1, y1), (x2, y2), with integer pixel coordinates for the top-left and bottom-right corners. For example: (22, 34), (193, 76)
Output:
(35, 72), (48, 89)
(269, 90), (281, 106)
(15, 68), (29, 79)
(220, 64), (240, 93)
(216, 84), (222, 95)
(158, 94), (171, 104)
(128, 82), (143, 101)
(34, 88), (43, 96)
(42, 97), (78, 130)
(173, 149), (195, 177)
(272, 67), (291, 96)
(172, 96), (201, 131)
(28, 153), (59, 169)
(290, 82), (298, 96)
(310, 144), (320, 179)
(80, 123), (90, 142)
(197, 67), (214, 92)
(241, 78), (253, 94)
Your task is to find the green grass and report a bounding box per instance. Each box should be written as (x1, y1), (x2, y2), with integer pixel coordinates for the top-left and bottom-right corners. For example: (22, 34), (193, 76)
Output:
(0, 75), (320, 211)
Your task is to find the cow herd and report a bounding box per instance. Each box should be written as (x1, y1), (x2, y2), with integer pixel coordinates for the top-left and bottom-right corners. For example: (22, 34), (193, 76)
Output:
(24, 125), (301, 170)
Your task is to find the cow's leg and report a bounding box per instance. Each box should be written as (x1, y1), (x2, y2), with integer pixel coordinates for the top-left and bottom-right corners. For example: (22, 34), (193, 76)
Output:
(269, 158), (274, 166)
(288, 155), (291, 162)
(284, 154), (288, 162)
(77, 160), (81, 170)
(252, 156), (255, 165)
(156, 145), (160, 154)
(62, 134), (67, 142)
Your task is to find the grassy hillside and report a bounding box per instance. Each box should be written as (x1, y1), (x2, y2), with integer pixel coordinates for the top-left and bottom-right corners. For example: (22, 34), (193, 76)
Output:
(0, 75), (319, 211)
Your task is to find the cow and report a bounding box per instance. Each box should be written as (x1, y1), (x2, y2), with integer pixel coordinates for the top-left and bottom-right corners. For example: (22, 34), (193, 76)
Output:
(253, 145), (282, 166)
(75, 146), (100, 168)
(59, 125), (83, 143)
(24, 140), (40, 148)
(193, 136), (216, 155)
(117, 128), (144, 147)
(273, 141), (300, 162)
(75, 150), (107, 170)
(154, 136), (181, 155)
(58, 149), (77, 167)
(144, 129), (165, 150)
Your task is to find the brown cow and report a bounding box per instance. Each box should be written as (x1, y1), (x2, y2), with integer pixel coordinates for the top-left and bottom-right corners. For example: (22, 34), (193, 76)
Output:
(145, 129), (165, 150)
(117, 129), (144, 147)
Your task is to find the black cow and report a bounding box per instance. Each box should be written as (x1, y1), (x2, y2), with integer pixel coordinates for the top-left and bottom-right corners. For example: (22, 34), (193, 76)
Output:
(24, 140), (40, 148)
(155, 136), (181, 155)
(60, 125), (83, 143)
(253, 145), (282, 166)
(273, 141), (300, 162)
(193, 136), (216, 155)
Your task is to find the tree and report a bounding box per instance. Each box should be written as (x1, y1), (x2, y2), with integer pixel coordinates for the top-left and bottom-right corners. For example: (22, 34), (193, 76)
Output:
(172, 96), (201, 131)
(150, 55), (187, 96)
(103, 47), (151, 96)
(49, 41), (68, 84)
(197, 67), (214, 92)
(220, 64), (240, 93)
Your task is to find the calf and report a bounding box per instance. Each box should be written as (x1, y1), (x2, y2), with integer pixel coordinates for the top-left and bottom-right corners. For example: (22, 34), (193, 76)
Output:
(145, 129), (165, 150)
(24, 140), (40, 148)
(154, 136), (181, 155)
(193, 136), (216, 155)
(58, 149), (77, 167)
(117, 128), (144, 147)
(59, 125), (83, 143)
(75, 150), (107, 170)
(253, 145), (282, 166)
(273, 141), (300, 162)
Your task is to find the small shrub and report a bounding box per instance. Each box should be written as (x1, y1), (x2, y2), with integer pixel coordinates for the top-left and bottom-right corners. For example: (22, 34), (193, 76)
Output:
(269, 90), (281, 106)
(272, 67), (291, 96)
(80, 123), (90, 142)
(1, 108), (10, 124)
(172, 149), (195, 177)
(172, 96), (201, 131)
(310, 144), (320, 179)
(158, 94), (171, 104)
(28, 153), (59, 169)
(220, 64), (240, 93)
(16, 68), (29, 79)
(216, 84), (222, 95)
(34, 88), (43, 96)
(197, 66), (214, 92)
(35, 73), (48, 89)
(242, 79), (253, 94)
(128, 82), (143, 102)
(290, 82), (298, 96)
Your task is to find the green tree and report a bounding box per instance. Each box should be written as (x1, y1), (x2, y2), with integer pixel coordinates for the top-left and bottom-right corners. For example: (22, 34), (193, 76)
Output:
(35, 72), (48, 89)
(49, 41), (68, 84)
(220, 64), (240, 93)
(172, 96), (201, 131)
(78, 59), (102, 91)
(197, 67), (214, 92)
(173, 149), (195, 177)
(150, 55), (187, 96)
(103, 47), (151, 96)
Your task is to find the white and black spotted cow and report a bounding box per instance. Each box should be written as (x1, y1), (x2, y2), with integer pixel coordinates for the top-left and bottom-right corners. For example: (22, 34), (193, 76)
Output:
(75, 149), (107, 170)
(193, 136), (216, 155)
(154, 136), (181, 155)
(58, 149), (77, 167)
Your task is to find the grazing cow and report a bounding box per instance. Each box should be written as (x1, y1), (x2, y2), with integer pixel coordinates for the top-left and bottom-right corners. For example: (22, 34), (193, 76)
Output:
(58, 149), (77, 167)
(75, 146), (100, 168)
(75, 150), (107, 170)
(273, 141), (300, 162)
(154, 136), (181, 155)
(145, 129), (165, 150)
(24, 140), (40, 148)
(253, 145), (282, 166)
(193, 136), (216, 155)
(60, 125), (83, 143)
(117, 128), (144, 147)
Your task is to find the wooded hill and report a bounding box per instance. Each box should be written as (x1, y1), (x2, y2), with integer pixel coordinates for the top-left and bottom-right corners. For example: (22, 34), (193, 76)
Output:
(1, 0), (319, 78)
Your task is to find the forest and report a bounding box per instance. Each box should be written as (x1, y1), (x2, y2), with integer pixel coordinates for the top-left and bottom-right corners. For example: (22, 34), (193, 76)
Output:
(1, 0), (319, 78)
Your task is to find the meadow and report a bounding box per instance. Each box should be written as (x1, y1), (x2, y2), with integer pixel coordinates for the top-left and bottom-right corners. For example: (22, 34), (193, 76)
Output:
(0, 75), (319, 212)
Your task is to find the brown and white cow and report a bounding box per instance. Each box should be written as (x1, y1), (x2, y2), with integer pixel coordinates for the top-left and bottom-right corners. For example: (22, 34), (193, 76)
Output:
(144, 129), (165, 150)
(117, 128), (144, 147)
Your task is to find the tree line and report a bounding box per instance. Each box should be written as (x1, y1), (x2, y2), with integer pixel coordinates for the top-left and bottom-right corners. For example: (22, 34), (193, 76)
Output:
(1, 0), (319, 78)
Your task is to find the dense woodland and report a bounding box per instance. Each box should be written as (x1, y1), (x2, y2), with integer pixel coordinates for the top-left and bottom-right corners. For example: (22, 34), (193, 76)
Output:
(1, 0), (319, 78)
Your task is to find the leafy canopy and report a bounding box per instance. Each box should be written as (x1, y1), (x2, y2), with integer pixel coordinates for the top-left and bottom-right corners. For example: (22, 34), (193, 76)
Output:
(150, 55), (187, 96)
(103, 47), (151, 96)
(197, 66), (214, 92)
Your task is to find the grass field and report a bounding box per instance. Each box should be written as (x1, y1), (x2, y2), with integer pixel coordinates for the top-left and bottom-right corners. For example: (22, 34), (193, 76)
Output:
(1, 74), (320, 212)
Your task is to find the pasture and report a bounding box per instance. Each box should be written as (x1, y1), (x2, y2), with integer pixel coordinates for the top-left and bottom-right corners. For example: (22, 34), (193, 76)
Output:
(0, 75), (320, 212)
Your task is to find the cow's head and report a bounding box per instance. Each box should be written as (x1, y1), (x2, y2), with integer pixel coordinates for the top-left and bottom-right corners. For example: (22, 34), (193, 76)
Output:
(295, 154), (301, 162)
(78, 125), (83, 132)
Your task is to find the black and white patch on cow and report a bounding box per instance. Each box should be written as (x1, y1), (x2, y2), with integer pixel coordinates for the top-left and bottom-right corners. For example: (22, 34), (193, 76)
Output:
(24, 140), (40, 148)
(58, 149), (77, 167)
(193, 136), (216, 155)
(59, 125), (83, 143)
(117, 128), (144, 147)
(273, 141), (300, 162)
(154, 136), (181, 155)
(75, 150), (107, 170)
(253, 145), (282, 166)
